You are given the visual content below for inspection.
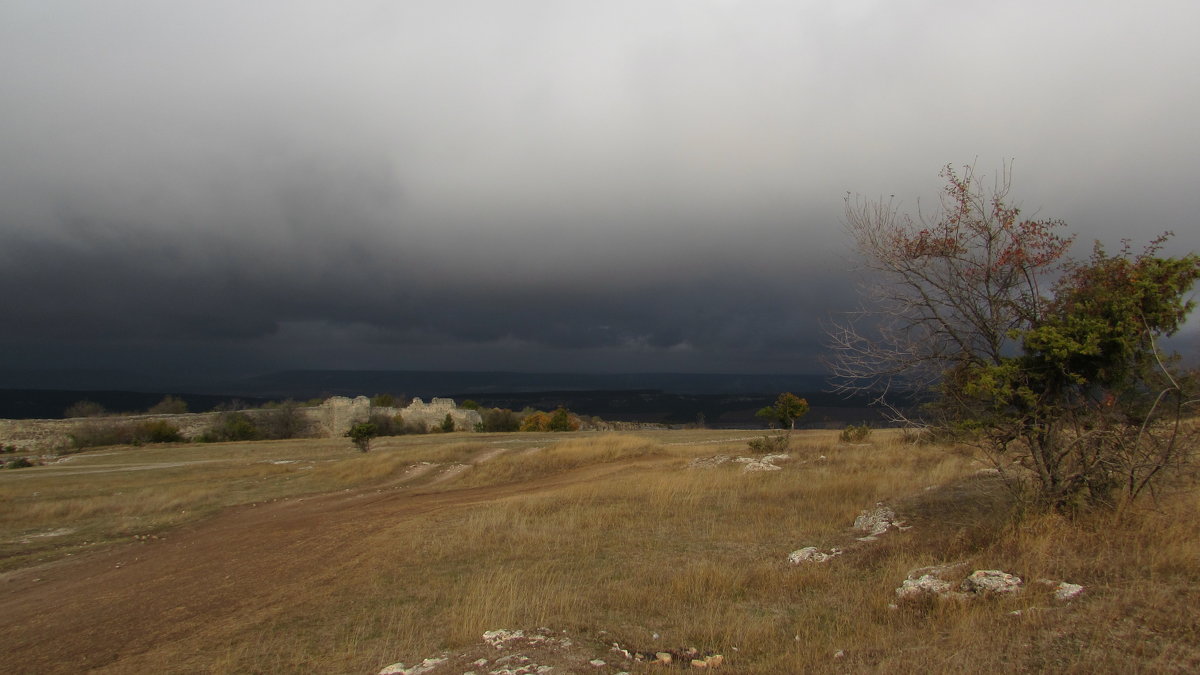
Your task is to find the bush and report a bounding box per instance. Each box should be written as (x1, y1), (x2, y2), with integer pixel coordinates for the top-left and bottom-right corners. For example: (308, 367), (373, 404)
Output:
(70, 419), (182, 448)
(347, 422), (378, 452)
(369, 412), (405, 436)
(840, 423), (873, 443)
(3, 457), (34, 469)
(65, 400), (107, 418)
(199, 412), (260, 443)
(747, 434), (790, 454)
(147, 395), (188, 415)
(480, 408), (520, 432)
(70, 421), (134, 449)
(440, 413), (455, 433)
(520, 408), (580, 432)
(132, 420), (183, 444)
(258, 400), (308, 440)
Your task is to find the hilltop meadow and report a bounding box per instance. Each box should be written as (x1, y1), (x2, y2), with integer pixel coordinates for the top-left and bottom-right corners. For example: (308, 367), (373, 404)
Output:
(2, 428), (1197, 673)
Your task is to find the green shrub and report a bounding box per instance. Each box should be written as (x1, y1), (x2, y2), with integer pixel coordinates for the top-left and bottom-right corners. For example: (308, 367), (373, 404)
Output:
(4, 457), (34, 469)
(199, 412), (260, 443)
(346, 422), (378, 452)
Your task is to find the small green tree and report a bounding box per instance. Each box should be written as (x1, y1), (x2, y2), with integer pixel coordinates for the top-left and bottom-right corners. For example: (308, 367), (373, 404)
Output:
(755, 392), (810, 430)
(440, 413), (455, 433)
(548, 407), (577, 432)
(461, 399), (481, 411)
(347, 422), (378, 452)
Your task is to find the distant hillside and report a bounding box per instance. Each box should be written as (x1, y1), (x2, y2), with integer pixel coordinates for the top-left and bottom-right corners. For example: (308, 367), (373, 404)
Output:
(201, 370), (832, 400)
(0, 390), (270, 420)
(0, 369), (889, 425)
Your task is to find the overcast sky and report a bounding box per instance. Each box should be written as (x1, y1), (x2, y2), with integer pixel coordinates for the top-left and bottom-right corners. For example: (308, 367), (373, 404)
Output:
(2, 0), (1198, 381)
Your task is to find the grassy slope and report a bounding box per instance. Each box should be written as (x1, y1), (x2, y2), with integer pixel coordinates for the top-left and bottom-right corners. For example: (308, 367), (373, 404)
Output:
(1, 430), (1197, 673)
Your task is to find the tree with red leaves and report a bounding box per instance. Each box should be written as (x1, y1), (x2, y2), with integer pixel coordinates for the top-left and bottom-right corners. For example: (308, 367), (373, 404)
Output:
(828, 164), (1199, 510)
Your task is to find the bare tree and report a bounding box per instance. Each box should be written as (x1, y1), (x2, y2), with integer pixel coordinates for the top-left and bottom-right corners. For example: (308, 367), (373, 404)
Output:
(826, 163), (1072, 418)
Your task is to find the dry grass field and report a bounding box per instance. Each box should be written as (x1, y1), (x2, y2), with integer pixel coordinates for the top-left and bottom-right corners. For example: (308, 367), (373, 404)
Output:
(1, 429), (1197, 673)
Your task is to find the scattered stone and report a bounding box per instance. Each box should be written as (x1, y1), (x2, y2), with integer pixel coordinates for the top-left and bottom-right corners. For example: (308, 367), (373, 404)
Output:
(833, 650), (845, 659)
(1036, 578), (1085, 601)
(589, 659), (606, 667)
(377, 657), (446, 675)
(734, 457), (783, 472)
(691, 658), (708, 668)
(687, 455), (731, 469)
(896, 574), (955, 601)
(960, 570), (1023, 595)
(656, 651), (673, 664)
(853, 503), (905, 540)
(788, 547), (843, 564)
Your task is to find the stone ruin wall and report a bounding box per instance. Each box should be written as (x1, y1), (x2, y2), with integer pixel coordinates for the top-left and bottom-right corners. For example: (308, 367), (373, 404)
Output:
(0, 396), (483, 454)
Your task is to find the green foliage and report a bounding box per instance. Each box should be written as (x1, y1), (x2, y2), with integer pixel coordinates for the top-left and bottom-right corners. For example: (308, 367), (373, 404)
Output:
(840, 423), (873, 443)
(3, 457), (34, 470)
(147, 395), (188, 415)
(755, 392), (810, 430)
(837, 166), (1200, 510)
(460, 399), (481, 411)
(200, 412), (260, 443)
(346, 422), (378, 452)
(951, 238), (1200, 508)
(548, 408), (576, 432)
(440, 413), (455, 433)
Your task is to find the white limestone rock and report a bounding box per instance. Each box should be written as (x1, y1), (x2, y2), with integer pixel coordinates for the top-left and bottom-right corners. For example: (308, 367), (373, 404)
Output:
(960, 569), (1023, 595)
(788, 547), (842, 564)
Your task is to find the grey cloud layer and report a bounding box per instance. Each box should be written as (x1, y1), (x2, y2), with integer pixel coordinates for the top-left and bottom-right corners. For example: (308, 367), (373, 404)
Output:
(2, 1), (1198, 374)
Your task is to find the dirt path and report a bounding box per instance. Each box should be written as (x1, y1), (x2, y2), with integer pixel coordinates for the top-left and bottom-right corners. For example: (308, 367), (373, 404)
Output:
(0, 457), (665, 674)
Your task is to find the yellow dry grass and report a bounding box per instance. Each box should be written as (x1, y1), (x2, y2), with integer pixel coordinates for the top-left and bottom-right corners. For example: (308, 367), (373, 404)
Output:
(3, 429), (1199, 673)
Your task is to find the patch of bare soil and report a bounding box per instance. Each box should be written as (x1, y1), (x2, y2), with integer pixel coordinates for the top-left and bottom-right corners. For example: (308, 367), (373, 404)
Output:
(0, 456), (668, 674)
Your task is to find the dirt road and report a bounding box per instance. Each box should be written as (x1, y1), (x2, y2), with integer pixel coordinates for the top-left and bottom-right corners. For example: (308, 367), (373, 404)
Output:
(0, 459), (656, 673)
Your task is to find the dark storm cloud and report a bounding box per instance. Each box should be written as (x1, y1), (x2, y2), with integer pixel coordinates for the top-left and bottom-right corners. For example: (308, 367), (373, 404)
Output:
(2, 1), (1199, 376)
